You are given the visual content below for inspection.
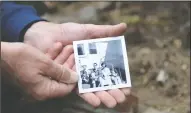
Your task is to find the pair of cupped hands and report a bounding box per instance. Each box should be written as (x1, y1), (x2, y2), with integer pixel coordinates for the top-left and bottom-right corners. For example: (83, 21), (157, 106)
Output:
(1, 22), (131, 108)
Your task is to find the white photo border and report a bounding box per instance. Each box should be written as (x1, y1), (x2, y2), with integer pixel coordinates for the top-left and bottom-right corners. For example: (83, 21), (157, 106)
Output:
(73, 36), (131, 93)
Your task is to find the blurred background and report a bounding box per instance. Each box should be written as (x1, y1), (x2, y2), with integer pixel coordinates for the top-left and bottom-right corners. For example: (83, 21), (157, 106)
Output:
(9, 1), (191, 113)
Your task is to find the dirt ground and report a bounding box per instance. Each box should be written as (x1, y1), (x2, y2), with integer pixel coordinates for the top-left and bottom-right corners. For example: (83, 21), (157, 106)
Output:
(2, 1), (190, 113)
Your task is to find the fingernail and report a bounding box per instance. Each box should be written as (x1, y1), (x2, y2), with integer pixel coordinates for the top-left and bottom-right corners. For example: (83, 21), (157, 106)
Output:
(122, 88), (131, 95)
(120, 23), (127, 27)
(107, 102), (117, 108)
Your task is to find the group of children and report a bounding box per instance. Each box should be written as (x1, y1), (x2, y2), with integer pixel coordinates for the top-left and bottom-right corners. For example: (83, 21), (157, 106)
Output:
(80, 62), (122, 88)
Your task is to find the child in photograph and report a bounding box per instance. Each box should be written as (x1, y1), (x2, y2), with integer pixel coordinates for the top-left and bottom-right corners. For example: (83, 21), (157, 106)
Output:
(110, 68), (122, 85)
(89, 70), (97, 88)
(98, 73), (106, 87)
(92, 63), (98, 73)
(80, 65), (89, 84)
(100, 62), (113, 86)
(92, 63), (101, 87)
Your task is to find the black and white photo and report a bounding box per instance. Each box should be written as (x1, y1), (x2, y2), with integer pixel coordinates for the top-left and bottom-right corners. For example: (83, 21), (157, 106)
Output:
(73, 36), (131, 93)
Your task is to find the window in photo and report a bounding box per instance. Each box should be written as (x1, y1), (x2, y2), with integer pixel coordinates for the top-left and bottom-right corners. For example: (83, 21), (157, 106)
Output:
(89, 43), (97, 54)
(77, 44), (85, 55)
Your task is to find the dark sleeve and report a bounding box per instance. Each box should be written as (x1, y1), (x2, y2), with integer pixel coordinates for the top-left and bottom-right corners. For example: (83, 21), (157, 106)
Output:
(0, 2), (46, 42)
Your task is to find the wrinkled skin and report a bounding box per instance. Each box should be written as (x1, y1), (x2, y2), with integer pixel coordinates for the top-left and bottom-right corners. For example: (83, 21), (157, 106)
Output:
(1, 42), (78, 101)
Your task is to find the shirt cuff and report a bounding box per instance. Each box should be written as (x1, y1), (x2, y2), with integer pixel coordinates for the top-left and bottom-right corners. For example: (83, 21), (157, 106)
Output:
(1, 4), (45, 42)
(19, 19), (47, 42)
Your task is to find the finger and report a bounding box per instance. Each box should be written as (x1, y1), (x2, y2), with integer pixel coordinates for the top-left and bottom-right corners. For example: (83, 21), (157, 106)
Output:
(64, 54), (75, 69)
(121, 88), (131, 96)
(108, 89), (126, 103)
(78, 92), (101, 107)
(46, 42), (63, 60)
(95, 91), (117, 108)
(54, 45), (73, 64)
(43, 79), (76, 99)
(85, 23), (127, 39)
(45, 61), (78, 83)
(49, 80), (76, 98)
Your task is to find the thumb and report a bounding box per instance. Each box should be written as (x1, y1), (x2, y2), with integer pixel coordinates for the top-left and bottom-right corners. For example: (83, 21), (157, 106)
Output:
(44, 60), (78, 83)
(84, 23), (127, 38)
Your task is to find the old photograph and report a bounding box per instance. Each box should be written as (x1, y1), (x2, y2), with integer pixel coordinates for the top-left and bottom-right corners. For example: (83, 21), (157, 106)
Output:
(73, 36), (131, 93)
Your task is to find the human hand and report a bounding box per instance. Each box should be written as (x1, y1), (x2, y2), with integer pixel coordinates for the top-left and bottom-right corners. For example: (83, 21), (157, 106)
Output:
(24, 21), (131, 108)
(24, 22), (127, 53)
(1, 42), (78, 100)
